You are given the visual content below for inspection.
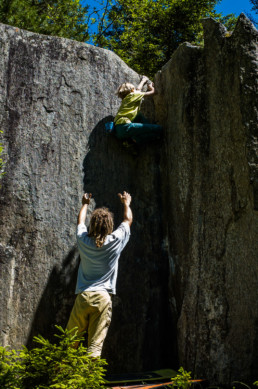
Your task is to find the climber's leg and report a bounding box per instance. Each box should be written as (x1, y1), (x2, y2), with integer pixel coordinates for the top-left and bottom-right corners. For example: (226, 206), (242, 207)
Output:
(87, 291), (112, 357)
(124, 122), (162, 144)
(66, 292), (91, 348)
(66, 290), (112, 356)
(115, 121), (162, 144)
(115, 123), (132, 139)
(114, 113), (150, 139)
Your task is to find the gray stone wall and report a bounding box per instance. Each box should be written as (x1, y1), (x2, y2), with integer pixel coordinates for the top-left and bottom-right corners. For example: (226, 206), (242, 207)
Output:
(155, 14), (258, 383)
(0, 24), (171, 373)
(0, 13), (257, 384)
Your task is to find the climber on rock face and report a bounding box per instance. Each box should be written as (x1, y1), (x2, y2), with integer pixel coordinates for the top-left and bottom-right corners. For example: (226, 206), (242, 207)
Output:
(66, 191), (132, 357)
(114, 76), (162, 146)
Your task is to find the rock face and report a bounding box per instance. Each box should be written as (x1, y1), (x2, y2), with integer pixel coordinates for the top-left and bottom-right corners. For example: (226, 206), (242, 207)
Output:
(155, 14), (258, 383)
(0, 22), (172, 374)
(0, 14), (257, 384)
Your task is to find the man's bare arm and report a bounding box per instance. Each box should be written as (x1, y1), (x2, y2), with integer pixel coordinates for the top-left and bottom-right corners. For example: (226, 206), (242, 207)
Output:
(77, 193), (92, 225)
(118, 191), (133, 226)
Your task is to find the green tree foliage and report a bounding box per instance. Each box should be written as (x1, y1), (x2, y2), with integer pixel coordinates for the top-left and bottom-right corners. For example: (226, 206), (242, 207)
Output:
(0, 0), (90, 41)
(0, 0), (239, 77)
(93, 0), (231, 77)
(0, 326), (107, 389)
(218, 13), (238, 31)
(250, 0), (258, 13)
(248, 0), (258, 24)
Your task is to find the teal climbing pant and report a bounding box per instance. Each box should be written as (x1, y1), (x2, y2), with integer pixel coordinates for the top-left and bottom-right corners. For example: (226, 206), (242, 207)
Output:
(115, 113), (162, 144)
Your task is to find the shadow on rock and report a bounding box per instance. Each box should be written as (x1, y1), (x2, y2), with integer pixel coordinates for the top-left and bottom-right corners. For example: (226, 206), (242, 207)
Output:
(82, 116), (177, 373)
(26, 246), (79, 348)
(83, 115), (142, 223)
(27, 116), (177, 373)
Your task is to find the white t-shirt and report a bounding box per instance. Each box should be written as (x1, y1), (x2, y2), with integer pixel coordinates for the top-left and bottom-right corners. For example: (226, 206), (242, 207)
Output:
(75, 222), (130, 295)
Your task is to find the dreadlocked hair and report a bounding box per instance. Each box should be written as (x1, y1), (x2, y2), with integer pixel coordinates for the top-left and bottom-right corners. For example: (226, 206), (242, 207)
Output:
(88, 207), (114, 248)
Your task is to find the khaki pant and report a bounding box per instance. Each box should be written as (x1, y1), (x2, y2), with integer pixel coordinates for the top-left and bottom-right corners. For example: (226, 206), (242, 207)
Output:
(67, 290), (112, 357)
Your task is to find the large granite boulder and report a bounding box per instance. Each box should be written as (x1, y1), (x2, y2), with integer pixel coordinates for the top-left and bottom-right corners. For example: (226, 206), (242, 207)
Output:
(155, 14), (258, 383)
(0, 13), (257, 384)
(0, 22), (171, 375)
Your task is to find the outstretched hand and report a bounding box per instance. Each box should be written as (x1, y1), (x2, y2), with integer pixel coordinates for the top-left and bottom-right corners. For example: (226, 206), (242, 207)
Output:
(82, 193), (92, 205)
(141, 75), (149, 83)
(147, 81), (154, 90)
(118, 191), (132, 206)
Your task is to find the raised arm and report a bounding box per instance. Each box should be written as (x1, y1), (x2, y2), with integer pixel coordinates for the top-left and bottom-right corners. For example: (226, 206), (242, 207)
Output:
(118, 191), (133, 227)
(136, 75), (149, 91)
(77, 193), (92, 225)
(143, 81), (155, 96)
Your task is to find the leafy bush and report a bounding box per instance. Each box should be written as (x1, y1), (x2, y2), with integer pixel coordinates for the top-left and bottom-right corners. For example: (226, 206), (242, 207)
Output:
(170, 367), (192, 389)
(0, 326), (107, 389)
